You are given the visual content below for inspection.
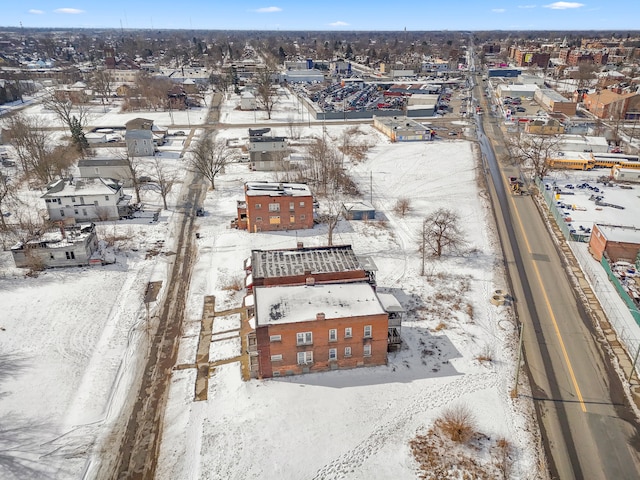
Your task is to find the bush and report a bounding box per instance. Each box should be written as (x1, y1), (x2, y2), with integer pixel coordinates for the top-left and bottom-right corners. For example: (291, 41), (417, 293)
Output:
(434, 404), (477, 444)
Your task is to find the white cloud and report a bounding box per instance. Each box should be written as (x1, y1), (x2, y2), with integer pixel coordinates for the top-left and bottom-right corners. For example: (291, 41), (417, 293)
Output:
(543, 2), (584, 9)
(329, 21), (349, 27)
(492, 8), (506, 13)
(54, 8), (85, 14)
(255, 6), (282, 13)
(29, 9), (45, 14)
(518, 4), (537, 8)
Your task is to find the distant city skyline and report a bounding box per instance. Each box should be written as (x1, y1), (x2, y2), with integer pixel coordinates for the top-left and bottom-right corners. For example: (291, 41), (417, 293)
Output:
(2, 1), (640, 31)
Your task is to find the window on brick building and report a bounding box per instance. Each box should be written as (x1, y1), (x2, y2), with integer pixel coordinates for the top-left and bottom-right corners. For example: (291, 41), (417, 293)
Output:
(255, 203), (262, 209)
(296, 332), (313, 345)
(269, 203), (280, 212)
(364, 325), (372, 338)
(344, 346), (352, 357)
(271, 354), (283, 362)
(363, 344), (372, 357)
(297, 351), (313, 364)
(345, 327), (352, 338)
(329, 329), (337, 342)
(270, 335), (282, 342)
(329, 348), (337, 361)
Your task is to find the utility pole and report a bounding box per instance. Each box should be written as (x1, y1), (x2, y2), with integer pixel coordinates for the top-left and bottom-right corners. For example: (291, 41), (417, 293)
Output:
(513, 322), (524, 396)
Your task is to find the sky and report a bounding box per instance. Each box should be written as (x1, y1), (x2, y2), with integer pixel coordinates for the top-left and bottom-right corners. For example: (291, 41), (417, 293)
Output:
(2, 1), (640, 31)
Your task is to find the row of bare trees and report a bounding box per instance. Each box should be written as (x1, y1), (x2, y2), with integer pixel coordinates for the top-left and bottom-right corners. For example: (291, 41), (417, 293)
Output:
(3, 114), (80, 186)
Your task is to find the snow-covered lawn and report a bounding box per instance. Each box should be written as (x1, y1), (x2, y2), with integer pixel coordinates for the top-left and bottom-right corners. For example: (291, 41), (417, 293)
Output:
(156, 134), (540, 478)
(0, 92), (540, 479)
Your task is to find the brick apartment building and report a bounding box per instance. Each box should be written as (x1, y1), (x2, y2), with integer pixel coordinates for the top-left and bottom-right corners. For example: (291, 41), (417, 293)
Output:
(253, 282), (389, 378)
(244, 244), (402, 378)
(235, 181), (314, 232)
(510, 47), (551, 68)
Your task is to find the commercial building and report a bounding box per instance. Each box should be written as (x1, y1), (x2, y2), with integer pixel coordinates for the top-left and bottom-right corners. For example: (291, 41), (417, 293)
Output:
(373, 116), (434, 142)
(534, 89), (577, 115)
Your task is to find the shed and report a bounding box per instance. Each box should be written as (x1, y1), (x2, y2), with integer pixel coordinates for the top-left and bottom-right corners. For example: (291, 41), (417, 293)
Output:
(343, 201), (376, 220)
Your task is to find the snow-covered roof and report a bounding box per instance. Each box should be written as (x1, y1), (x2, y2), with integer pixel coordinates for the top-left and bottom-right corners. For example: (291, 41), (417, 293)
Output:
(376, 292), (405, 313)
(245, 181), (312, 198)
(595, 224), (640, 244)
(42, 177), (121, 198)
(254, 282), (385, 326)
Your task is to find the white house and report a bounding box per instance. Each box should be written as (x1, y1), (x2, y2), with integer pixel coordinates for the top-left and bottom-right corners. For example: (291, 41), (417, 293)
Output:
(42, 177), (131, 222)
(77, 158), (133, 187)
(11, 223), (101, 268)
(125, 118), (159, 157)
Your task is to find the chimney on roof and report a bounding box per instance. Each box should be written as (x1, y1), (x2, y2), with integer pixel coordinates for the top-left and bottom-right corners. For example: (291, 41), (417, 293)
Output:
(278, 183), (284, 191)
(305, 276), (315, 286)
(297, 241), (304, 249)
(316, 312), (325, 321)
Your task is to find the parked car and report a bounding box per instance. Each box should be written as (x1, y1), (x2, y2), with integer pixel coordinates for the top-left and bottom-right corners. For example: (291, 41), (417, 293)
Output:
(196, 207), (205, 217)
(515, 107), (526, 112)
(174, 131), (186, 136)
(138, 176), (152, 183)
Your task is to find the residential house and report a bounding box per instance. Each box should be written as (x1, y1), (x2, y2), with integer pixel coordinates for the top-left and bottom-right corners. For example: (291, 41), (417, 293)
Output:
(235, 181), (314, 232)
(11, 223), (100, 268)
(248, 128), (288, 171)
(42, 177), (131, 222)
(77, 158), (133, 187)
(124, 117), (166, 156)
(240, 91), (257, 110)
(243, 243), (398, 378)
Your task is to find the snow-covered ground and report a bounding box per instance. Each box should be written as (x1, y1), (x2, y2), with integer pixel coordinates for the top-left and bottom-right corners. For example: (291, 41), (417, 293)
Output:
(0, 94), (541, 479)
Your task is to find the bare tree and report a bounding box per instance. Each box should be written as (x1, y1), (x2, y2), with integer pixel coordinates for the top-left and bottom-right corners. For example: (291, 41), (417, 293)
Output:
(254, 67), (279, 120)
(0, 171), (16, 232)
(121, 146), (143, 204)
(394, 197), (411, 217)
(305, 137), (342, 195)
(4, 114), (76, 185)
(317, 194), (344, 246)
(188, 132), (237, 189)
(43, 90), (91, 133)
(418, 208), (466, 273)
(89, 68), (114, 111)
(575, 61), (600, 92)
(152, 157), (176, 210)
(507, 133), (560, 179)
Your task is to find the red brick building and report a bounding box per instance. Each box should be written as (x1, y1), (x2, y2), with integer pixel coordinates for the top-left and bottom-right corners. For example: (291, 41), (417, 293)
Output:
(235, 181), (314, 232)
(589, 224), (640, 262)
(253, 282), (388, 378)
(511, 47), (551, 68)
(244, 244), (402, 378)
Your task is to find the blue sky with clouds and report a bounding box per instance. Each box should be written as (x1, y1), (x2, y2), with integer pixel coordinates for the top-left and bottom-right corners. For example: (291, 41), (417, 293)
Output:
(3, 1), (639, 30)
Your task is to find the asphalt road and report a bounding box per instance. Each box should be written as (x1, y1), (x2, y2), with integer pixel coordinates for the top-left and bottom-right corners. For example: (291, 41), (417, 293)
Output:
(473, 75), (640, 479)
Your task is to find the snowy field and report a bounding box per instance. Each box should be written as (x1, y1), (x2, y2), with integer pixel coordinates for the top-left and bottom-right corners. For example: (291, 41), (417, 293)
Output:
(156, 129), (540, 477)
(0, 93), (541, 479)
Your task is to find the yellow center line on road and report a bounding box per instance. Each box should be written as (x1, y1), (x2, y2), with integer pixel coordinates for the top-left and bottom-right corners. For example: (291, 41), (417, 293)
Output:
(503, 172), (587, 413)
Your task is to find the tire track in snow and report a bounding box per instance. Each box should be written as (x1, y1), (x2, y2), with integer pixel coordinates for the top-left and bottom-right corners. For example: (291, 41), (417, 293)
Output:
(310, 371), (497, 480)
